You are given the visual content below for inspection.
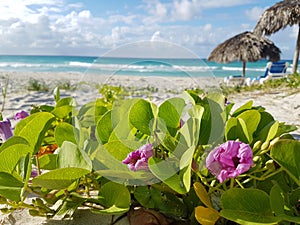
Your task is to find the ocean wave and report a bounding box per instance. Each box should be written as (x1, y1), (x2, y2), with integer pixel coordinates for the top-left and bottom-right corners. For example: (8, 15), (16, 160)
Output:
(222, 66), (266, 72)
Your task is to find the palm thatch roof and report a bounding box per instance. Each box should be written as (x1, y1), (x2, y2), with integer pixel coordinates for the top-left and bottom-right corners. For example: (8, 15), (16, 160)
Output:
(207, 31), (281, 78)
(207, 31), (281, 63)
(254, 0), (300, 73)
(254, 0), (300, 36)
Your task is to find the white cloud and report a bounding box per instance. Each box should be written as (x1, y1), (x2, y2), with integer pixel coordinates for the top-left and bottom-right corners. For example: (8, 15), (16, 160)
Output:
(246, 6), (265, 21)
(0, 1), (296, 58)
(172, 0), (199, 21)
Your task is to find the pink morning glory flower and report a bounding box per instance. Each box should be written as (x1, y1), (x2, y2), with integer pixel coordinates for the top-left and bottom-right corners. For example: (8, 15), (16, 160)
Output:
(206, 140), (253, 183)
(0, 119), (13, 142)
(122, 143), (154, 171)
(13, 110), (29, 120)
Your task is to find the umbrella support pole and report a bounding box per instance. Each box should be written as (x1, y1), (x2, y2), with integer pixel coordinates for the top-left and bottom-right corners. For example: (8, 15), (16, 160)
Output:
(292, 25), (300, 74)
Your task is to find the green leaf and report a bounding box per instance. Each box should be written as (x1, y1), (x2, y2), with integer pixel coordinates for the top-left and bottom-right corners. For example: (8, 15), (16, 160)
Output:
(53, 86), (60, 102)
(270, 140), (300, 186)
(32, 167), (89, 189)
(134, 186), (186, 217)
(149, 158), (191, 194)
(129, 99), (154, 135)
(38, 154), (58, 170)
(270, 184), (285, 216)
(232, 100), (253, 117)
(236, 110), (260, 143)
(225, 117), (249, 143)
(55, 122), (77, 146)
(158, 97), (186, 128)
(58, 141), (92, 171)
(96, 182), (130, 214)
(0, 136), (31, 173)
(104, 139), (141, 161)
(0, 172), (23, 201)
(221, 188), (279, 224)
(14, 112), (55, 155)
(96, 111), (113, 144)
(51, 105), (73, 119)
(193, 182), (212, 208)
(202, 93), (226, 145)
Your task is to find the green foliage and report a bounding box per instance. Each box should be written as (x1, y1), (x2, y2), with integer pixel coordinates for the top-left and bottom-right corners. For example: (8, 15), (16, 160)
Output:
(221, 73), (300, 96)
(27, 79), (49, 91)
(0, 85), (299, 224)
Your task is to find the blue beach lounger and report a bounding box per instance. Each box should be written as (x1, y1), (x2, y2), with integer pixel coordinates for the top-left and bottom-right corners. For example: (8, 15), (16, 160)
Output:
(247, 61), (289, 85)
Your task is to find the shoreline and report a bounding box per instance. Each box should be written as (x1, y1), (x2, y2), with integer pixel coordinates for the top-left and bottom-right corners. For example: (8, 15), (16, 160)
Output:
(0, 71), (299, 135)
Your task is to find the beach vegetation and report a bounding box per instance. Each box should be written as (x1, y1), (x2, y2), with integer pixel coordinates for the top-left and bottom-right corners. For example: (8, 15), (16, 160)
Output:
(221, 73), (300, 96)
(55, 80), (76, 91)
(0, 87), (299, 224)
(27, 79), (49, 92)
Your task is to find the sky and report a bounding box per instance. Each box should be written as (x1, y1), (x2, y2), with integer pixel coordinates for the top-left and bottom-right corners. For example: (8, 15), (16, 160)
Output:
(0, 0), (297, 59)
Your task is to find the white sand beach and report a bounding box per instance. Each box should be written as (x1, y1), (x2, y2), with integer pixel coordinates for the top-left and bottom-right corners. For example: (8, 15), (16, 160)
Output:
(0, 71), (299, 224)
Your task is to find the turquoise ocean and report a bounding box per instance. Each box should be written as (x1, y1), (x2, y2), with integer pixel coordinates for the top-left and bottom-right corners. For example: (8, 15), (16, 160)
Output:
(0, 55), (293, 79)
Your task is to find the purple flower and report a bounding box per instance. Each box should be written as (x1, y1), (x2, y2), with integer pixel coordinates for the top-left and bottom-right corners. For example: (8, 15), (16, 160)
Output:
(122, 143), (154, 171)
(206, 141), (253, 183)
(13, 110), (29, 120)
(0, 119), (13, 142)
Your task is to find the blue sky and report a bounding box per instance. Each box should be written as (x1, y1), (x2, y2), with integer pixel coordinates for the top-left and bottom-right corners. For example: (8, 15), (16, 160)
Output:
(0, 0), (297, 59)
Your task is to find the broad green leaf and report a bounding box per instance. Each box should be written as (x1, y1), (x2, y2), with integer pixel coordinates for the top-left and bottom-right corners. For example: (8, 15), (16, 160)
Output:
(237, 118), (251, 143)
(134, 186), (159, 208)
(232, 100), (253, 117)
(195, 206), (220, 225)
(58, 141), (92, 171)
(38, 154), (58, 170)
(255, 112), (275, 136)
(149, 158), (191, 194)
(32, 167), (89, 189)
(56, 97), (76, 107)
(51, 105), (73, 119)
(96, 111), (113, 144)
(129, 99), (154, 135)
(221, 188), (279, 224)
(225, 117), (249, 143)
(225, 117), (238, 141)
(14, 112), (55, 155)
(158, 97), (186, 128)
(255, 121), (277, 143)
(266, 121), (279, 142)
(96, 182), (130, 214)
(193, 182), (212, 208)
(237, 110), (260, 143)
(202, 93), (226, 145)
(134, 186), (186, 216)
(0, 172), (23, 201)
(55, 122), (77, 146)
(0, 136), (31, 173)
(270, 140), (300, 186)
(270, 184), (285, 216)
(104, 139), (141, 161)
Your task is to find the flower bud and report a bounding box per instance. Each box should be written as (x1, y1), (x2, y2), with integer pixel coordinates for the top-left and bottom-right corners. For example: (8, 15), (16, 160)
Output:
(270, 137), (280, 147)
(252, 141), (262, 152)
(261, 141), (270, 151)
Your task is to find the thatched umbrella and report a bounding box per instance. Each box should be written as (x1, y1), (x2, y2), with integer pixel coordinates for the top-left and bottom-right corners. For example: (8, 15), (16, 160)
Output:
(254, 0), (300, 73)
(207, 31), (281, 78)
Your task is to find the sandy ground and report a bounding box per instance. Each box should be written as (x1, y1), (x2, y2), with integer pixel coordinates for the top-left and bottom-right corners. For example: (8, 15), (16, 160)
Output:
(0, 71), (299, 224)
